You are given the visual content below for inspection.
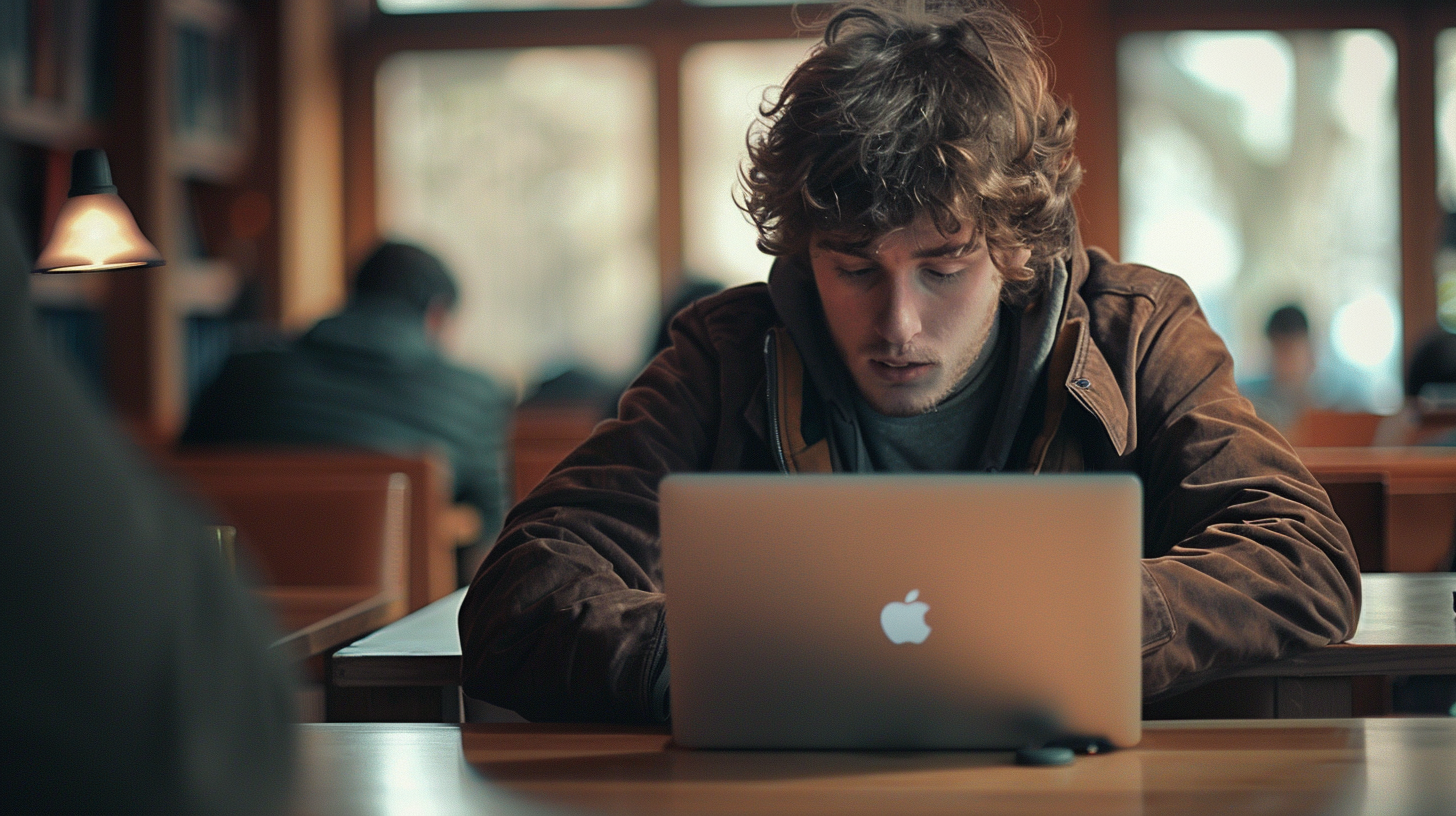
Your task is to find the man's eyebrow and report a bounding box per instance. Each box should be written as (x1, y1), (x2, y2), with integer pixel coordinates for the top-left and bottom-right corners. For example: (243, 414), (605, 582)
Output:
(814, 237), (875, 257)
(912, 241), (977, 260)
(813, 236), (979, 259)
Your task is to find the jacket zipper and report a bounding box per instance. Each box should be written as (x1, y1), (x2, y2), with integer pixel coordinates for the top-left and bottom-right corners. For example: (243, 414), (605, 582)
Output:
(763, 331), (790, 474)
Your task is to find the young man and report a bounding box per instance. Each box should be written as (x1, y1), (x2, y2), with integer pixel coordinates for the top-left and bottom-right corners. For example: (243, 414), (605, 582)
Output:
(459, 0), (1360, 723)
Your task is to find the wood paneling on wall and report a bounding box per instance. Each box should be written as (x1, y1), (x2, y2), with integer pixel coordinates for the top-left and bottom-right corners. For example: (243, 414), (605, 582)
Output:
(278, 0), (346, 332)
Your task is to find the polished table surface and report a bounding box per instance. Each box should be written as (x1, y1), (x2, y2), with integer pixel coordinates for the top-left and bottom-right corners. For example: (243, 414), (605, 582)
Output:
(290, 719), (1456, 815)
(1298, 446), (1456, 478)
(265, 586), (403, 661)
(332, 573), (1456, 689)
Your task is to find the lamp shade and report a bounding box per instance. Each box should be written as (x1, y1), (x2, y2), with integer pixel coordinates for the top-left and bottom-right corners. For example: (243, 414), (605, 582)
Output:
(32, 149), (164, 274)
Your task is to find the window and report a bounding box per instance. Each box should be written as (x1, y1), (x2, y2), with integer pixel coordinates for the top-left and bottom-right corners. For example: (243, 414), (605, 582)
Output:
(1435, 28), (1456, 330)
(380, 0), (644, 13)
(1119, 29), (1401, 412)
(357, 2), (1455, 407)
(680, 38), (813, 288)
(375, 47), (658, 390)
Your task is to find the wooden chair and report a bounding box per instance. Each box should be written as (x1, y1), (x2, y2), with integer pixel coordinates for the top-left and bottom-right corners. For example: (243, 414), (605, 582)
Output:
(163, 452), (410, 660)
(511, 404), (603, 502)
(164, 449), (465, 613)
(1287, 410), (1383, 447)
(1314, 471), (1388, 572)
(1300, 447), (1456, 572)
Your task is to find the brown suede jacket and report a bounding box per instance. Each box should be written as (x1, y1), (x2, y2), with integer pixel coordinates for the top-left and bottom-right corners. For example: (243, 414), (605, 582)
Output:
(460, 238), (1361, 723)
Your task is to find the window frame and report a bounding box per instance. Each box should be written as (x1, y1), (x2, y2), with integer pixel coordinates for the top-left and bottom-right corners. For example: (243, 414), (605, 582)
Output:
(345, 0), (1456, 363)
(343, 1), (815, 308)
(1111, 0), (1454, 366)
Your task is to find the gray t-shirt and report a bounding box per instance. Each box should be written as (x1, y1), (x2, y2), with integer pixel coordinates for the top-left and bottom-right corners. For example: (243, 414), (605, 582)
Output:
(853, 309), (1009, 472)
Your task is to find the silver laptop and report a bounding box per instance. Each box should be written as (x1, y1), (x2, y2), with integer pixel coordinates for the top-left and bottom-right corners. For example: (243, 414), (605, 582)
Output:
(659, 473), (1142, 750)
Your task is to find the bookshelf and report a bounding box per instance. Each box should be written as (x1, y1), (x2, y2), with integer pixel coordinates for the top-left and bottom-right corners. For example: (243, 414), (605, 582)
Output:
(1, 0), (271, 442)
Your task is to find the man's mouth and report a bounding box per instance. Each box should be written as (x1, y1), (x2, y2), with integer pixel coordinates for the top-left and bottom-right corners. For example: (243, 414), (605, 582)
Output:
(869, 358), (933, 383)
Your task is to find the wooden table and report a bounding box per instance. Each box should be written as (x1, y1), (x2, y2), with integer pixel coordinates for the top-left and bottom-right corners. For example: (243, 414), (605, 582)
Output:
(289, 719), (1456, 815)
(1299, 446), (1456, 571)
(265, 586), (403, 662)
(330, 574), (1456, 722)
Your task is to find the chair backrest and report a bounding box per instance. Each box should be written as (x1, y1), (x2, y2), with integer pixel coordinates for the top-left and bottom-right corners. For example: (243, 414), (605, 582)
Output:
(165, 449), (456, 611)
(1313, 471), (1387, 572)
(511, 405), (603, 502)
(1288, 411), (1383, 447)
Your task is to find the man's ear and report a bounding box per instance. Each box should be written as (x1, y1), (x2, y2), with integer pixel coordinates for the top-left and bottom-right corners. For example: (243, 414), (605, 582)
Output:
(424, 298), (453, 344)
(995, 246), (1033, 273)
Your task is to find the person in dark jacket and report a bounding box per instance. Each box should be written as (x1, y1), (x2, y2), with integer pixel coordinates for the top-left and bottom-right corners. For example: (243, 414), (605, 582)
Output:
(459, 0), (1360, 724)
(183, 241), (514, 584)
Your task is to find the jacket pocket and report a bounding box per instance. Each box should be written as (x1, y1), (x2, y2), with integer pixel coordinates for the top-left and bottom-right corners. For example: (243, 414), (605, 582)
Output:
(1141, 563), (1176, 653)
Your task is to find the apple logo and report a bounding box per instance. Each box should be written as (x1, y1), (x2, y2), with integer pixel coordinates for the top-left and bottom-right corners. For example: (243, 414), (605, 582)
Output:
(880, 589), (931, 644)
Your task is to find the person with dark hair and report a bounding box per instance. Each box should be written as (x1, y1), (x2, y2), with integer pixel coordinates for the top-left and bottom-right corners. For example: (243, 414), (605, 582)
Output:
(1239, 303), (1316, 433)
(183, 240), (513, 584)
(1373, 328), (1456, 446)
(652, 278), (726, 357)
(1405, 328), (1456, 403)
(459, 0), (1358, 723)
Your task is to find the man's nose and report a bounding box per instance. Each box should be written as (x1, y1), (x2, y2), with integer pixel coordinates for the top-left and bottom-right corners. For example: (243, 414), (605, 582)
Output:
(877, 278), (921, 346)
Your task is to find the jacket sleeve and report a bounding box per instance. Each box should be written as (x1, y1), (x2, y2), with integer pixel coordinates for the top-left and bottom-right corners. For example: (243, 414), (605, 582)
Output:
(1128, 275), (1361, 698)
(458, 304), (730, 723)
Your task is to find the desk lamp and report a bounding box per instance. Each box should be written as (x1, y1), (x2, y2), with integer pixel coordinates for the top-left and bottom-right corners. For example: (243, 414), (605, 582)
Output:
(32, 149), (164, 274)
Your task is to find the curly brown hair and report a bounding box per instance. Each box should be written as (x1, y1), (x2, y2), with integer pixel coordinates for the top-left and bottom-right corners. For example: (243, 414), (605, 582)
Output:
(739, 0), (1081, 307)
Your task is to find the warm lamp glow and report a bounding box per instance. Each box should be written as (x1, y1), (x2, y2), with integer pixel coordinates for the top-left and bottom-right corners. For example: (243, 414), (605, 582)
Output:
(34, 194), (163, 273)
(32, 149), (165, 274)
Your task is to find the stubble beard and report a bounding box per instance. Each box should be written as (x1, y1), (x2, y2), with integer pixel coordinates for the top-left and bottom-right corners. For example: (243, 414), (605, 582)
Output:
(858, 292), (1002, 418)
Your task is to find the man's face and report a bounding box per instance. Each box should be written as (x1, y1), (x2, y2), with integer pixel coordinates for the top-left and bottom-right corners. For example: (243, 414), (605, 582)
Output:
(1270, 333), (1315, 389)
(810, 218), (1024, 417)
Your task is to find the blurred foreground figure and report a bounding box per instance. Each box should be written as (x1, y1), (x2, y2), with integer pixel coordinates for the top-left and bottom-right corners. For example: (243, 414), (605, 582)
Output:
(183, 242), (514, 583)
(0, 206), (295, 812)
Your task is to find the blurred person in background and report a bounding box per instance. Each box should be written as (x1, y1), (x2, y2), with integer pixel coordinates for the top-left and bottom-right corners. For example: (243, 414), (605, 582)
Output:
(1239, 304), (1317, 435)
(1240, 303), (1369, 440)
(522, 277), (728, 422)
(182, 241), (514, 584)
(0, 187), (294, 813)
(1374, 328), (1456, 446)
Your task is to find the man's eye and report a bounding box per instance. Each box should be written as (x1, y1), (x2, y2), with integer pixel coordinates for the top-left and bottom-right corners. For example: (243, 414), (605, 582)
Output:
(924, 267), (965, 282)
(838, 266), (875, 279)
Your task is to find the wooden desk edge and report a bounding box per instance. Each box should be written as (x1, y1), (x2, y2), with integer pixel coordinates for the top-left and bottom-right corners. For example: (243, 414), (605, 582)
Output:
(1226, 643), (1456, 678)
(327, 644), (1456, 691)
(273, 590), (406, 661)
(331, 654), (463, 686)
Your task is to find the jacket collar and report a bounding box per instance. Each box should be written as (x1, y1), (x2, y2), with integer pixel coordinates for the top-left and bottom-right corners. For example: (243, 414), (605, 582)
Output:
(1056, 246), (1131, 457)
(766, 254), (858, 413)
(759, 231), (1130, 466)
(300, 299), (440, 364)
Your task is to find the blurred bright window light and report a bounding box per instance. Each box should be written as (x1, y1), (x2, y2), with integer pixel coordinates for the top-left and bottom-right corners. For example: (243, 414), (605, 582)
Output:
(684, 0), (826, 6)
(1119, 29), (1400, 413)
(1169, 32), (1294, 164)
(1433, 29), (1456, 330)
(380, 0), (641, 12)
(1332, 290), (1399, 372)
(681, 39), (816, 289)
(376, 47), (658, 394)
